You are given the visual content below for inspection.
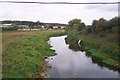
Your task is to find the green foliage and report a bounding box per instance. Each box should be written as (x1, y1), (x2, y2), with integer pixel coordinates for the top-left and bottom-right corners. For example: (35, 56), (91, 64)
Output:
(72, 34), (119, 69)
(2, 30), (65, 78)
(90, 17), (120, 33)
(95, 18), (107, 32)
(78, 22), (86, 31)
(111, 27), (119, 33)
(91, 20), (97, 32)
(68, 18), (81, 27)
(65, 16), (119, 70)
(84, 26), (92, 34)
(100, 43), (119, 57)
(67, 18), (86, 32)
(2, 27), (17, 31)
(107, 17), (120, 30)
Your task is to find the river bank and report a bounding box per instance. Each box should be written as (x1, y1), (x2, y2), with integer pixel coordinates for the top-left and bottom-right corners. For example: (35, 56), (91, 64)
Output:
(2, 30), (65, 78)
(46, 35), (118, 78)
(65, 33), (119, 72)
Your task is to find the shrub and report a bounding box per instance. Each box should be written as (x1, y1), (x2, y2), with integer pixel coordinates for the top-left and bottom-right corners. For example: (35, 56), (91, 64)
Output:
(100, 43), (119, 57)
(98, 32), (106, 37)
(111, 27), (119, 33)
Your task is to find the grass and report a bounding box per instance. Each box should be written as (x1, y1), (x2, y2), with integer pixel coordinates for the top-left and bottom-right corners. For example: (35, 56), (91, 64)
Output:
(66, 31), (119, 71)
(77, 33), (120, 71)
(2, 30), (65, 78)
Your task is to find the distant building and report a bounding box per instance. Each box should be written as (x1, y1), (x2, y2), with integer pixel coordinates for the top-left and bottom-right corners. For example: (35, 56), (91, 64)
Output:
(2, 24), (13, 28)
(41, 25), (45, 28)
(60, 26), (66, 29)
(30, 28), (41, 31)
(18, 29), (30, 31)
(53, 26), (59, 29)
(48, 28), (52, 30)
(18, 25), (29, 29)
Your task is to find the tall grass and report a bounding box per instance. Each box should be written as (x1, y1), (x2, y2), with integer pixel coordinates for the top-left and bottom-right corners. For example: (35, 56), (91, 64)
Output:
(2, 30), (65, 78)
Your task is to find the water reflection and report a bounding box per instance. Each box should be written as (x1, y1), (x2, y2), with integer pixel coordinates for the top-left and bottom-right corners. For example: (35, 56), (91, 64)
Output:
(65, 37), (84, 52)
(46, 35), (119, 78)
(65, 36), (120, 72)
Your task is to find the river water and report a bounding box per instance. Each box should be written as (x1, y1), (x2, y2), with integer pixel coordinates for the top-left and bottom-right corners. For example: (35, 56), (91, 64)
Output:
(46, 35), (119, 78)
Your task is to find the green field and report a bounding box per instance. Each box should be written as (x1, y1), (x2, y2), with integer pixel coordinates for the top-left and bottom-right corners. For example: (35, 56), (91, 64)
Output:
(2, 30), (65, 78)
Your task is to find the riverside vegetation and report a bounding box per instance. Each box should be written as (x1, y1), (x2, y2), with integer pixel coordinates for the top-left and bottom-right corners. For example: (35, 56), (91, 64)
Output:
(65, 17), (120, 71)
(2, 17), (119, 78)
(2, 30), (65, 78)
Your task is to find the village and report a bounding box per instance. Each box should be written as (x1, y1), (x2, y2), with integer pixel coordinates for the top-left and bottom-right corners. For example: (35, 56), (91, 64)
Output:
(1, 21), (66, 31)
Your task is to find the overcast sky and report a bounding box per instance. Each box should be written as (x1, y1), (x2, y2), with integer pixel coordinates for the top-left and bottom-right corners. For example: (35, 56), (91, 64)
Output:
(0, 0), (119, 25)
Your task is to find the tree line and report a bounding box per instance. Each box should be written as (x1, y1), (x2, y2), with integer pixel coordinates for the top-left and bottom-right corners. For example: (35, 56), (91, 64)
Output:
(1, 20), (66, 31)
(65, 16), (120, 67)
(66, 16), (119, 34)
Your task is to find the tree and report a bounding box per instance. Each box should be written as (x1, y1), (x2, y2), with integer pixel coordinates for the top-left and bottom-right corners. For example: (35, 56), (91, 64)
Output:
(68, 18), (81, 30)
(78, 22), (86, 31)
(95, 18), (107, 32)
(2, 20), (12, 24)
(68, 18), (85, 31)
(92, 20), (98, 32)
(107, 17), (119, 29)
(85, 25), (92, 34)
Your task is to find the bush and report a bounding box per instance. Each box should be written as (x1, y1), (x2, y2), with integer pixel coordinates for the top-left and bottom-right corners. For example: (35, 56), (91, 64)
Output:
(100, 43), (119, 57)
(111, 27), (119, 33)
(84, 27), (92, 34)
(97, 32), (106, 37)
(2, 27), (17, 31)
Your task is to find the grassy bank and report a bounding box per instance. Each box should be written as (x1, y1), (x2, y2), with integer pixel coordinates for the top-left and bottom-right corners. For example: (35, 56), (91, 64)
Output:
(67, 33), (119, 71)
(2, 30), (65, 78)
(65, 17), (119, 72)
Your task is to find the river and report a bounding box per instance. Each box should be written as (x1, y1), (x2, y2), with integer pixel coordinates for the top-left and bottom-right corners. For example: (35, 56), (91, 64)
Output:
(46, 35), (119, 78)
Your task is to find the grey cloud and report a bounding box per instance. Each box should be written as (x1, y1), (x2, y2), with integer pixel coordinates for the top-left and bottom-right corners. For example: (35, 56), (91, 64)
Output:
(86, 5), (118, 12)
(0, 0), (118, 25)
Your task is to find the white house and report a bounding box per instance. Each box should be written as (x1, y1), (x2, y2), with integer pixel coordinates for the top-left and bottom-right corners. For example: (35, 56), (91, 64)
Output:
(53, 26), (59, 29)
(18, 29), (30, 31)
(41, 25), (45, 28)
(60, 26), (66, 29)
(31, 28), (41, 31)
(2, 24), (13, 28)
